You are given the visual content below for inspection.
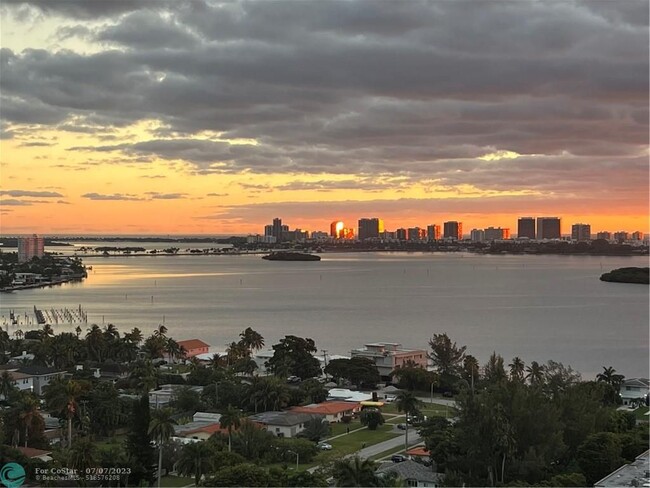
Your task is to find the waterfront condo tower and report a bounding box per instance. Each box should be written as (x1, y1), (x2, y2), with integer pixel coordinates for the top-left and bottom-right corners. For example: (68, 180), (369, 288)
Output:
(358, 218), (385, 240)
(17, 234), (45, 263)
(443, 221), (463, 240)
(517, 217), (536, 239)
(426, 224), (441, 241)
(536, 217), (561, 240)
(571, 223), (592, 241)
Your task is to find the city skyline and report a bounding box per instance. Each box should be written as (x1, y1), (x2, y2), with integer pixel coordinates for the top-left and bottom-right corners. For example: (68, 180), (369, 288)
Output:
(0, 1), (648, 235)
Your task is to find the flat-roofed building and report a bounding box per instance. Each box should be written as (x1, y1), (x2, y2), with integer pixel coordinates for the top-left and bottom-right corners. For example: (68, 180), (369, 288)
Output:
(426, 224), (441, 241)
(18, 234), (45, 263)
(596, 231), (612, 240)
(443, 221), (462, 240)
(358, 218), (384, 240)
(571, 223), (591, 241)
(351, 343), (427, 382)
(517, 217), (536, 239)
(470, 229), (485, 242)
(484, 227), (509, 241)
(536, 217), (561, 239)
(594, 450), (649, 487)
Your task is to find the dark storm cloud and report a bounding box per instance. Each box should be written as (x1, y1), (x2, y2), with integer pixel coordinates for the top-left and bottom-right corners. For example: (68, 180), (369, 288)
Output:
(2, 0), (150, 20)
(0, 190), (63, 197)
(1, 0), (648, 196)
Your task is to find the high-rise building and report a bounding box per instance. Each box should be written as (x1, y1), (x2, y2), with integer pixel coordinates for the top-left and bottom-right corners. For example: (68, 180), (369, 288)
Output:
(484, 227), (510, 241)
(613, 231), (629, 243)
(631, 231), (643, 241)
(536, 217), (561, 240)
(443, 221), (462, 240)
(272, 218), (284, 242)
(358, 218), (384, 240)
(470, 229), (485, 242)
(426, 224), (441, 241)
(264, 224), (274, 237)
(571, 223), (591, 241)
(330, 221), (344, 238)
(396, 228), (407, 240)
(17, 234), (45, 263)
(407, 227), (426, 241)
(596, 231), (611, 241)
(517, 217), (536, 239)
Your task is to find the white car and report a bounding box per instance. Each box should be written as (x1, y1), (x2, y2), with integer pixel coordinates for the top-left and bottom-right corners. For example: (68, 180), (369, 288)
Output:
(317, 443), (333, 450)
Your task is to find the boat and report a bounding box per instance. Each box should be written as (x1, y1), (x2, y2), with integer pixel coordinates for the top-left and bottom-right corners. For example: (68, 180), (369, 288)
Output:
(262, 251), (321, 261)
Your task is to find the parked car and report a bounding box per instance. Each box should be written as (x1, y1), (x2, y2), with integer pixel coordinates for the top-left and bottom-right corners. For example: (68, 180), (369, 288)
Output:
(286, 375), (301, 384)
(317, 443), (332, 450)
(384, 395), (396, 402)
(391, 455), (407, 463)
(396, 423), (406, 430)
(442, 391), (454, 398)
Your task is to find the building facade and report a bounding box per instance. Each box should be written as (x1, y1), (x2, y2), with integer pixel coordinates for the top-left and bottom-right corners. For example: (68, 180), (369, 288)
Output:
(358, 218), (384, 240)
(443, 221), (462, 240)
(18, 235), (45, 263)
(350, 343), (428, 381)
(596, 231), (611, 240)
(426, 224), (441, 241)
(470, 229), (485, 242)
(517, 217), (536, 239)
(484, 227), (509, 241)
(536, 217), (561, 239)
(571, 223), (591, 241)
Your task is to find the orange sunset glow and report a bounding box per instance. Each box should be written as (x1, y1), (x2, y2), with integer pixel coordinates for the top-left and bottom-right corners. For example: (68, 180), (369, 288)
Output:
(0, 2), (648, 236)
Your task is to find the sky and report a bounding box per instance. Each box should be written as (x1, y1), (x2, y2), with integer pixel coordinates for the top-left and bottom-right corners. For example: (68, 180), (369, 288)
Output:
(0, 0), (648, 236)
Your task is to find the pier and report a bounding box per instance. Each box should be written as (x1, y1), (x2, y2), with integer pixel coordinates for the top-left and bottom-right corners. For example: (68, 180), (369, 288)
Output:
(2, 305), (88, 329)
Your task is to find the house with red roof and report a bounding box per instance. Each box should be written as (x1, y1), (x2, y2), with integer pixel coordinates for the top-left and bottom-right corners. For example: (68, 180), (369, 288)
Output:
(177, 339), (210, 358)
(290, 401), (360, 423)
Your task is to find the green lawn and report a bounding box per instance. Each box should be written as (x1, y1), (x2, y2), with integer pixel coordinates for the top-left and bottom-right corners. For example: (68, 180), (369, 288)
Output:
(328, 424), (400, 455)
(330, 420), (361, 436)
(161, 475), (194, 487)
(381, 402), (451, 417)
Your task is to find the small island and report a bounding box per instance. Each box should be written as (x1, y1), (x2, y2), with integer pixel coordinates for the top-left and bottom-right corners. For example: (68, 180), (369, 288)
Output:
(262, 251), (321, 261)
(600, 267), (649, 285)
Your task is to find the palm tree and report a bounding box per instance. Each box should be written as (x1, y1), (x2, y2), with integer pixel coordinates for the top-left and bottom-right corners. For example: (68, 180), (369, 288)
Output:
(44, 378), (86, 448)
(18, 396), (41, 447)
(175, 441), (216, 485)
(239, 327), (265, 355)
(154, 324), (168, 339)
(299, 417), (331, 442)
(42, 323), (54, 338)
(148, 408), (177, 488)
(395, 391), (421, 451)
(75, 325), (82, 338)
(0, 371), (16, 401)
(525, 361), (545, 386)
(68, 436), (97, 473)
(220, 405), (242, 452)
(333, 456), (379, 487)
(596, 366), (625, 391)
(125, 327), (143, 346)
(165, 338), (183, 363)
(508, 357), (525, 382)
(208, 353), (226, 370)
(86, 324), (105, 362)
(103, 323), (120, 340)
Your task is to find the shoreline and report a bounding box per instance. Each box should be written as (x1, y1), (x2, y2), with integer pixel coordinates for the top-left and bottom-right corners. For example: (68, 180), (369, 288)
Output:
(1, 274), (86, 293)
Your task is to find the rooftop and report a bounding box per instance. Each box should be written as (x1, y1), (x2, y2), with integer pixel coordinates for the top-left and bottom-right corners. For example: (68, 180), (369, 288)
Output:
(595, 450), (650, 487)
(248, 411), (324, 426)
(17, 365), (64, 376)
(178, 339), (210, 350)
(16, 447), (52, 459)
(327, 388), (373, 402)
(291, 401), (359, 415)
(406, 446), (431, 457)
(376, 460), (442, 483)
